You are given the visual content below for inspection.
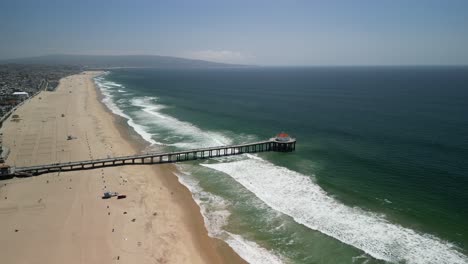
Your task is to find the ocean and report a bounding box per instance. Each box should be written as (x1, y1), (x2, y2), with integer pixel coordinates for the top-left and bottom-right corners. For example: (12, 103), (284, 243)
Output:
(94, 66), (468, 264)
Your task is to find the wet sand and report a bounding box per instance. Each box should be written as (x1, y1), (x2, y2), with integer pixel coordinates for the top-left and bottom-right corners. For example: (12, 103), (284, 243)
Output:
(0, 71), (245, 264)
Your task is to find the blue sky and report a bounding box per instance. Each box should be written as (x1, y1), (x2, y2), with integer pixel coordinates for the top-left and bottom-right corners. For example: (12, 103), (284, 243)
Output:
(1, 0), (467, 65)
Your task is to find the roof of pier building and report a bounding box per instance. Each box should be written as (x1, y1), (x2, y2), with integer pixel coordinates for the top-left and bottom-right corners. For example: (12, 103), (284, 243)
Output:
(275, 132), (293, 142)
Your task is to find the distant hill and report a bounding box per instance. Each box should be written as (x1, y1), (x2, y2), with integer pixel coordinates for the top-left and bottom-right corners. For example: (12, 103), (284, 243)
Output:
(0, 54), (244, 68)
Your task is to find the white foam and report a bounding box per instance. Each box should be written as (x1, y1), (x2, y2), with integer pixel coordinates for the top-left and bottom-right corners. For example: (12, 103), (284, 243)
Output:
(175, 171), (230, 236)
(175, 170), (284, 264)
(202, 158), (468, 264)
(225, 232), (284, 264)
(95, 76), (243, 149)
(102, 80), (123, 87)
(94, 77), (160, 145)
(130, 96), (232, 149)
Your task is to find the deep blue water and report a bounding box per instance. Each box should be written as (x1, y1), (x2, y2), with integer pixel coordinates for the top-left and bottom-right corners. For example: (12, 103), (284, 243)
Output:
(96, 67), (468, 264)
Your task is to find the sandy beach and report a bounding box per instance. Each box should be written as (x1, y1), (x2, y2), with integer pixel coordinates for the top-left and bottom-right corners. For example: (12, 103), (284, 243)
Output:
(0, 71), (245, 264)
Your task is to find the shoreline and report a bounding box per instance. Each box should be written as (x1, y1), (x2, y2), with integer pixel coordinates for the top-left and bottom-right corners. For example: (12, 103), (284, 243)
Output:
(0, 71), (246, 264)
(93, 72), (247, 263)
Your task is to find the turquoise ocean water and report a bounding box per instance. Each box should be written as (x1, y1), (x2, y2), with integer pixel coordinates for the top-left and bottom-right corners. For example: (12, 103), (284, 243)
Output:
(94, 67), (468, 264)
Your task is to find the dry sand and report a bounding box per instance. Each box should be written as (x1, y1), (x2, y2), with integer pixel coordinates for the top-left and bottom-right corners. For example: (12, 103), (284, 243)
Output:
(0, 71), (245, 264)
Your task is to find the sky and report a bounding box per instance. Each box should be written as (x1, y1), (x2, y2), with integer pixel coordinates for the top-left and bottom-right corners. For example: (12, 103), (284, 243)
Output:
(0, 0), (467, 65)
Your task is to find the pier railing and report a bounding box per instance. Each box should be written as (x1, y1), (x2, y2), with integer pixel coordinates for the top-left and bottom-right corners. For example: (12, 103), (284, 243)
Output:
(6, 138), (296, 177)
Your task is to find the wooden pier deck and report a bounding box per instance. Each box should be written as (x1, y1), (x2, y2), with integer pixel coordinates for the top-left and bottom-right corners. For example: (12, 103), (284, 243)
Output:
(5, 137), (296, 177)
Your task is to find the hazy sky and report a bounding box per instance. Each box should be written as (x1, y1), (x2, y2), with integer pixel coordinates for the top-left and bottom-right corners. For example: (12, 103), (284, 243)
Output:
(1, 0), (467, 65)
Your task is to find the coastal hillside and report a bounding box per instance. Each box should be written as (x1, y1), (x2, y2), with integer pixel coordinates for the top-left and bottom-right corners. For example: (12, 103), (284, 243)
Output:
(0, 54), (243, 68)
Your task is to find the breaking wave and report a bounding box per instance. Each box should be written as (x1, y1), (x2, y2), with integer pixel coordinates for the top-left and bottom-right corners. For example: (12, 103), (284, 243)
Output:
(175, 171), (284, 264)
(94, 75), (159, 145)
(129, 96), (232, 149)
(202, 156), (468, 264)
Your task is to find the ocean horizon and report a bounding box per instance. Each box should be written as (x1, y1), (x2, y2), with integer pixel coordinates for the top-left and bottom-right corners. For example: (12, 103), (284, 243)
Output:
(94, 66), (468, 264)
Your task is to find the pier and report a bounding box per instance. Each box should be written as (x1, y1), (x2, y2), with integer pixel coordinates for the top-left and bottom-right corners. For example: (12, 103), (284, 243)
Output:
(2, 135), (295, 178)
